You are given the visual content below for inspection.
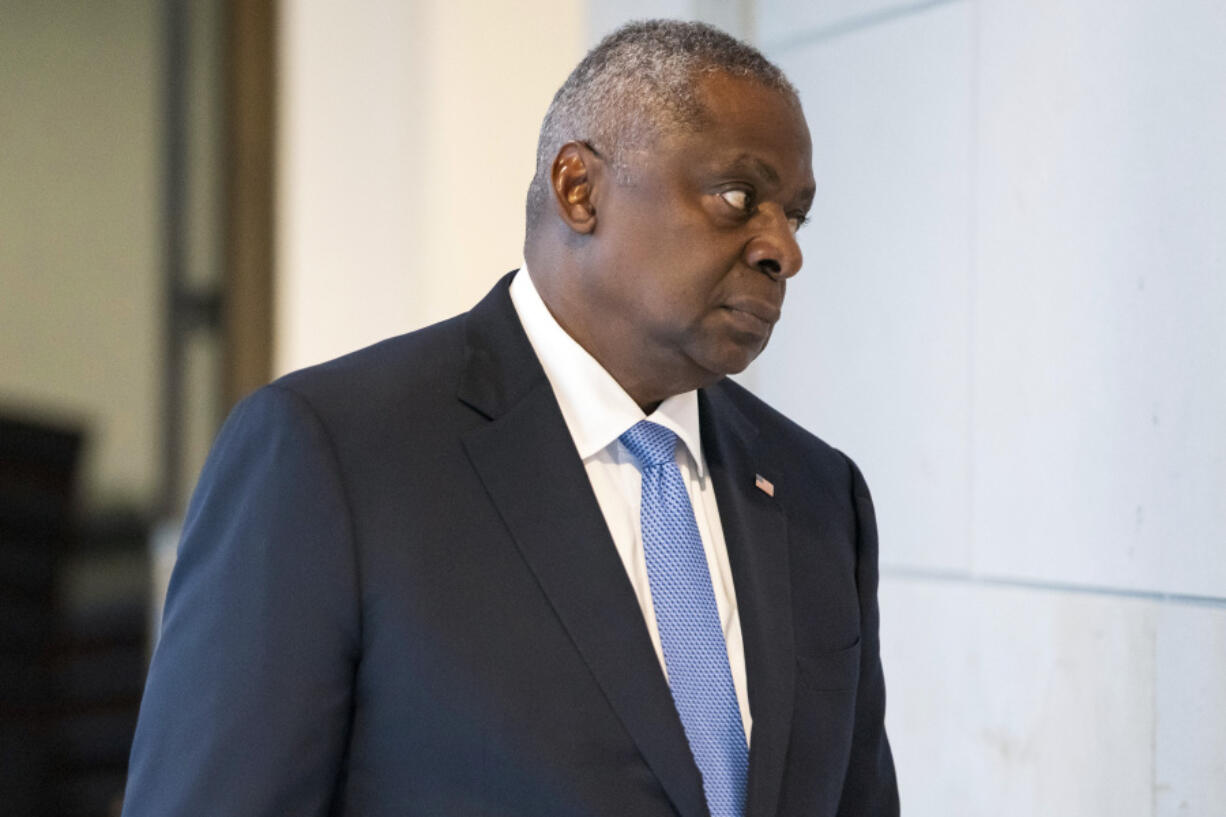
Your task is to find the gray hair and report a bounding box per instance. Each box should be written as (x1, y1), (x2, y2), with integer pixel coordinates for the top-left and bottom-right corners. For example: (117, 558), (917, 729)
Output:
(525, 19), (798, 229)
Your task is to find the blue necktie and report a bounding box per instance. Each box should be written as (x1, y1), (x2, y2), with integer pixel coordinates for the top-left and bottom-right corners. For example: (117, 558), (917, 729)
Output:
(619, 420), (749, 817)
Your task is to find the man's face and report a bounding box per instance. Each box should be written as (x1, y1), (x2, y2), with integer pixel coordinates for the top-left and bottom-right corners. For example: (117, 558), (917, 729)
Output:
(581, 72), (815, 394)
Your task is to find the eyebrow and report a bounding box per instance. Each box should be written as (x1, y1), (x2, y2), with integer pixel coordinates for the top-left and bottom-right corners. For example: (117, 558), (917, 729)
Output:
(729, 153), (815, 209)
(729, 154), (780, 186)
(795, 184), (816, 212)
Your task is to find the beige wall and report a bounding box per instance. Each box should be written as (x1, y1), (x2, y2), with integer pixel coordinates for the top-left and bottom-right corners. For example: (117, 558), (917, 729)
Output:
(0, 0), (162, 511)
(275, 0), (585, 373)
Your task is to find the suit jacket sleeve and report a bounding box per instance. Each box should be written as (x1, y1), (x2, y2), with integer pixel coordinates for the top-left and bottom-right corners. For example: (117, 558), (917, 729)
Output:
(836, 455), (900, 816)
(122, 385), (360, 816)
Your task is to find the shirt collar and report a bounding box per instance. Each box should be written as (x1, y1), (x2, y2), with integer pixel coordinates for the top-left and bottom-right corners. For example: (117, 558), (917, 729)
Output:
(509, 265), (706, 477)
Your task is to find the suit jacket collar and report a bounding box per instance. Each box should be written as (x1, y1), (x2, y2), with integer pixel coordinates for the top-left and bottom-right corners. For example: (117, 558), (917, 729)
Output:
(457, 272), (548, 420)
(459, 274), (795, 817)
(700, 387), (795, 817)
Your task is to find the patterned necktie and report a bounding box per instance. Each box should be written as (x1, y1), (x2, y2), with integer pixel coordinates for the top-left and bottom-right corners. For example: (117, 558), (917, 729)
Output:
(619, 420), (749, 817)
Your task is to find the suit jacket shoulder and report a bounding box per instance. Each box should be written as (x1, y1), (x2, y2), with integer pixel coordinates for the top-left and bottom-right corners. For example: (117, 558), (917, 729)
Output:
(272, 311), (469, 430)
(708, 376), (861, 513)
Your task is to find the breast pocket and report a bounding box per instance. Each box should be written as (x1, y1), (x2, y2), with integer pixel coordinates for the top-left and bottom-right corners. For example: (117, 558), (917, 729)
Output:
(781, 638), (862, 814)
(795, 637), (861, 692)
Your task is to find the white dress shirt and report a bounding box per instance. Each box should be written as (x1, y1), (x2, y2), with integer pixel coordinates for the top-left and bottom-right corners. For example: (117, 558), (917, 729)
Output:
(509, 266), (753, 742)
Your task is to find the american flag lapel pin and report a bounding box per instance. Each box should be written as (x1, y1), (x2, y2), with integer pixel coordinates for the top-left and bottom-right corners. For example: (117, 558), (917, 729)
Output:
(754, 473), (775, 497)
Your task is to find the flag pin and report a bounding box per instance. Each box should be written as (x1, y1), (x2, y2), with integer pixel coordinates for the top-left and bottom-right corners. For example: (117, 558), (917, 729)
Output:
(754, 474), (775, 497)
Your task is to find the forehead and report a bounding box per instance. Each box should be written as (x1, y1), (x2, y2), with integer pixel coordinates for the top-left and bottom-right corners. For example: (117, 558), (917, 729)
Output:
(656, 72), (814, 190)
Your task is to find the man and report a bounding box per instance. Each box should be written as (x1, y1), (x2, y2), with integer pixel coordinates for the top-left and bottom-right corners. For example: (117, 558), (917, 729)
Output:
(123, 20), (897, 817)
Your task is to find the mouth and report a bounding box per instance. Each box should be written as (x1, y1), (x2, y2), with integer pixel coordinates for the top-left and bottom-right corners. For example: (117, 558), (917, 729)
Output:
(721, 299), (782, 336)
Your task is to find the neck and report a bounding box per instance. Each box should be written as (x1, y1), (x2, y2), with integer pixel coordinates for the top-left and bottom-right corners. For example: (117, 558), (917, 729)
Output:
(523, 255), (707, 414)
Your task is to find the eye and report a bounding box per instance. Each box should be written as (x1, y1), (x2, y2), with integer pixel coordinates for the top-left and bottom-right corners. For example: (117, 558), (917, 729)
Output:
(718, 188), (752, 213)
(787, 213), (810, 233)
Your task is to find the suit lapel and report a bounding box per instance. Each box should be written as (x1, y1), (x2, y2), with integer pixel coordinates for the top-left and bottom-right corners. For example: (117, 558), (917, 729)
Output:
(701, 386), (795, 817)
(458, 277), (710, 817)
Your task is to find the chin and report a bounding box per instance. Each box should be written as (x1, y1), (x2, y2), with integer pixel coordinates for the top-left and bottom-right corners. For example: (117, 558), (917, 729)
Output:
(717, 356), (753, 376)
(698, 344), (764, 380)
(677, 331), (768, 387)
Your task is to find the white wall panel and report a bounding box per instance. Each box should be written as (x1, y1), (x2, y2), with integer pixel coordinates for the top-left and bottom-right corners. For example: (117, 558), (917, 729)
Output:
(588, 0), (691, 42)
(588, 0), (752, 46)
(880, 577), (1156, 816)
(972, 0), (1226, 597)
(1154, 604), (1226, 815)
(758, 0), (957, 47)
(277, 0), (432, 373)
(276, 0), (584, 374)
(751, 4), (973, 572)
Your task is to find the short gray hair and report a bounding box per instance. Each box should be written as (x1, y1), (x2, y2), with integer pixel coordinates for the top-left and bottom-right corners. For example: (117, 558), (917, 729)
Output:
(525, 19), (798, 229)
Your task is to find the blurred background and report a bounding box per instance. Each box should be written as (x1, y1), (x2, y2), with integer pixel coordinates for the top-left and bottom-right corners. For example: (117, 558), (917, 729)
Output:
(0, 0), (1222, 815)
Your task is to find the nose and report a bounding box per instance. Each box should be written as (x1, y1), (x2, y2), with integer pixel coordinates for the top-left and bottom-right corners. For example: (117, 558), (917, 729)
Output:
(743, 204), (803, 280)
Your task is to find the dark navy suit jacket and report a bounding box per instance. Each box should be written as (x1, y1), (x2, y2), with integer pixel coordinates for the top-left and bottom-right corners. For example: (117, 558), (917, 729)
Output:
(122, 274), (898, 816)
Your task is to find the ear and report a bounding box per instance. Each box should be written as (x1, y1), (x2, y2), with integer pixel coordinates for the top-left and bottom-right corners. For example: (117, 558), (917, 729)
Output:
(550, 141), (600, 235)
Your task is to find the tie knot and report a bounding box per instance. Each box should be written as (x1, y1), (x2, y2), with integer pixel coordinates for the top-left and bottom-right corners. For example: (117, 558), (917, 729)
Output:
(619, 420), (679, 468)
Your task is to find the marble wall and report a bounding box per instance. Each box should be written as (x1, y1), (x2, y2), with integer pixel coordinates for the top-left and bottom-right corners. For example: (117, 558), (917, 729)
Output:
(747, 0), (1226, 812)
